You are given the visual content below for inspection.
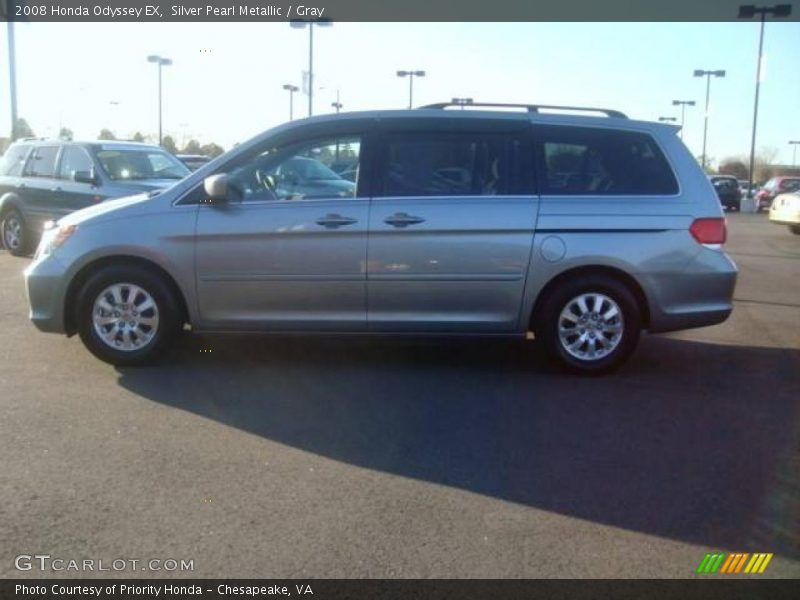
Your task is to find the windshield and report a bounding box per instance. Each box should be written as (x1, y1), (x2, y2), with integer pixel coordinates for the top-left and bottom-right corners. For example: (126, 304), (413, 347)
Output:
(93, 147), (190, 181)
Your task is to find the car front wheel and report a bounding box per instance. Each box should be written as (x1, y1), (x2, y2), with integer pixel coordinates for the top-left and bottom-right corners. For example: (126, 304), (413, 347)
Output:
(2, 209), (29, 256)
(536, 276), (642, 375)
(76, 265), (179, 366)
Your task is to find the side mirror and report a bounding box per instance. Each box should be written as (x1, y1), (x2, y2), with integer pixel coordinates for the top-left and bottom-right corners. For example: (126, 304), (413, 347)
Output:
(204, 174), (229, 203)
(73, 170), (96, 185)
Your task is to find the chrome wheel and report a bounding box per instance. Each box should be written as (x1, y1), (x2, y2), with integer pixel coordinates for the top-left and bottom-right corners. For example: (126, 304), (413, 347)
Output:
(92, 283), (160, 352)
(3, 215), (22, 250)
(558, 292), (624, 361)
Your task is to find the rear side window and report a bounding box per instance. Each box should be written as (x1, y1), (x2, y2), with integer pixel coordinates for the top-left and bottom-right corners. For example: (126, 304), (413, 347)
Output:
(0, 144), (31, 177)
(380, 132), (523, 197)
(534, 126), (678, 196)
(24, 146), (60, 178)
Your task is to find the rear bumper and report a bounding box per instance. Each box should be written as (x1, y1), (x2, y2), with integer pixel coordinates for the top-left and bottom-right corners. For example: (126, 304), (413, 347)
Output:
(24, 254), (69, 334)
(645, 248), (738, 334)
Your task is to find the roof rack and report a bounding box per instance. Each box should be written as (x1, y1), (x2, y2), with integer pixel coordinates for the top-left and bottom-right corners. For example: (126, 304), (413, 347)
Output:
(418, 102), (627, 119)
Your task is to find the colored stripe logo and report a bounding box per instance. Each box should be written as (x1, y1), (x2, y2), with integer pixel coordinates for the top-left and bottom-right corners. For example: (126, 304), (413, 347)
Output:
(696, 552), (773, 574)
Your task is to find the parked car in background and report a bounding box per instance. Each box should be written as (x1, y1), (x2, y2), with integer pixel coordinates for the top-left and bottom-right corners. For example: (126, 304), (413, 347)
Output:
(177, 154), (213, 171)
(261, 156), (355, 199)
(710, 175), (742, 211)
(0, 139), (191, 256)
(769, 190), (800, 235)
(755, 176), (800, 211)
(22, 103), (737, 374)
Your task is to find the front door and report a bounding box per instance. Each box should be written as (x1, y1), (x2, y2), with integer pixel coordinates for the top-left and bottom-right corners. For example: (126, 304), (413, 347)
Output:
(367, 122), (538, 332)
(194, 134), (370, 331)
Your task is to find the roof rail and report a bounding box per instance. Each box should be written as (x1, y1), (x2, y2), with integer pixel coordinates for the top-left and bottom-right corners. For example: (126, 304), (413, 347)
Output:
(418, 102), (627, 119)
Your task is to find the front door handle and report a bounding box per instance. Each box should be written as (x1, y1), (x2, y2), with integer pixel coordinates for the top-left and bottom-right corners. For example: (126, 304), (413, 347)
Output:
(316, 213), (358, 229)
(384, 212), (425, 228)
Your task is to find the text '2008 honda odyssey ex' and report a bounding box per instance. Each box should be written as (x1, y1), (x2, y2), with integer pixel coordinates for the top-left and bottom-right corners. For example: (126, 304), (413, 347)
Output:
(23, 103), (737, 374)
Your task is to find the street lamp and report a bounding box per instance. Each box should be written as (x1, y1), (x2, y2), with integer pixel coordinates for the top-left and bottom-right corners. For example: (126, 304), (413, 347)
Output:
(282, 84), (299, 121)
(790, 141), (800, 168)
(671, 100), (696, 139)
(396, 70), (426, 109)
(658, 116), (677, 122)
(693, 69), (726, 170)
(146, 54), (172, 146)
(290, 18), (332, 117)
(738, 4), (793, 196)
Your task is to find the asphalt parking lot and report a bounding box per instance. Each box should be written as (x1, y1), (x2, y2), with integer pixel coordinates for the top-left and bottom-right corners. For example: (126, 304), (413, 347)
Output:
(1, 213), (798, 579)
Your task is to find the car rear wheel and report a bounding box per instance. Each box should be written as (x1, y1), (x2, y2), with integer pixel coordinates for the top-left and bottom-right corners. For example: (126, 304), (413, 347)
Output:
(790, 225), (800, 235)
(76, 265), (179, 366)
(2, 209), (29, 256)
(536, 275), (641, 375)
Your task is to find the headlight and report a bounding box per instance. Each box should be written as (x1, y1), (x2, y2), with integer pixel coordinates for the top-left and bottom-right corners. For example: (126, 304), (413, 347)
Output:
(36, 223), (77, 258)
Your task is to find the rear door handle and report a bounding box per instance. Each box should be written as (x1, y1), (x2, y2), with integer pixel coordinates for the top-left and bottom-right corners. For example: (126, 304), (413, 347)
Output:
(316, 213), (358, 229)
(384, 212), (425, 228)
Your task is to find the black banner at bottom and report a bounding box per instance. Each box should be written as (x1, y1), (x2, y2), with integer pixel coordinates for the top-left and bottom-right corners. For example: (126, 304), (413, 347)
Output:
(1, 580), (799, 600)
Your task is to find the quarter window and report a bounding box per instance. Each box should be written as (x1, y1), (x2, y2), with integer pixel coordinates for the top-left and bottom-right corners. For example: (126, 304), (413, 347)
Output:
(381, 133), (511, 197)
(535, 126), (678, 195)
(24, 146), (60, 179)
(0, 144), (31, 177)
(58, 147), (95, 180)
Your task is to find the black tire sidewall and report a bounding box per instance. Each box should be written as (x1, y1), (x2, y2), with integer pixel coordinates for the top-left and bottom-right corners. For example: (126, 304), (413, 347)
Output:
(2, 209), (28, 256)
(537, 276), (642, 375)
(76, 265), (178, 366)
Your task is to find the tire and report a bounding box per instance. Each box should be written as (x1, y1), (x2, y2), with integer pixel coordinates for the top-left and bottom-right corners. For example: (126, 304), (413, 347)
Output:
(76, 264), (180, 366)
(790, 225), (800, 235)
(535, 275), (642, 375)
(2, 209), (29, 256)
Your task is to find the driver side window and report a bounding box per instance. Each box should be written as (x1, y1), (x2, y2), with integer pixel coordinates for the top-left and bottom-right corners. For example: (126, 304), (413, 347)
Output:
(228, 136), (361, 203)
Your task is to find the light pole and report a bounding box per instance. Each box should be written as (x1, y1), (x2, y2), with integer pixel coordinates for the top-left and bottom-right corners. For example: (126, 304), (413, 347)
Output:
(693, 69), (726, 170)
(282, 84), (299, 121)
(7, 20), (18, 141)
(290, 18), (332, 117)
(738, 4), (793, 195)
(396, 70), (426, 109)
(147, 55), (172, 146)
(331, 90), (342, 114)
(790, 141), (800, 168)
(671, 100), (696, 139)
(658, 116), (677, 123)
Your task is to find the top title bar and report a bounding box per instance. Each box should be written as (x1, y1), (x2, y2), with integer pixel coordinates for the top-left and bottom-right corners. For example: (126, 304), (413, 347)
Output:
(2, 0), (797, 22)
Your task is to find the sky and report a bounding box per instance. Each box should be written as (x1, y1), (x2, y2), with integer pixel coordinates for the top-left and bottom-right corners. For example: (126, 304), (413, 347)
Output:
(1, 21), (799, 165)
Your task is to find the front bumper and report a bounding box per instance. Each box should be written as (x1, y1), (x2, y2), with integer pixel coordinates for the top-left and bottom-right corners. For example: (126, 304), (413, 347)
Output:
(24, 254), (70, 334)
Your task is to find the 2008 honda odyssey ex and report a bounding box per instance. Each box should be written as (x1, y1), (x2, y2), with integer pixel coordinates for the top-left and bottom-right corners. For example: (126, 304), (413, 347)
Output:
(23, 103), (737, 374)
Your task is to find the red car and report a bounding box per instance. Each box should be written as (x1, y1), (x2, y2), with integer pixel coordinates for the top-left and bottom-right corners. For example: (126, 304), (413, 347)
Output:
(756, 176), (800, 211)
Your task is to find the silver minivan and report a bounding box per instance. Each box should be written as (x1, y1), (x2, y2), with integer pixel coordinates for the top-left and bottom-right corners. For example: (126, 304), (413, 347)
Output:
(23, 103), (737, 373)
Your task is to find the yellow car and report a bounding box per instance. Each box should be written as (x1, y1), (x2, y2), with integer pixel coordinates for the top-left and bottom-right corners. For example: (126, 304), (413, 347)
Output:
(769, 191), (800, 235)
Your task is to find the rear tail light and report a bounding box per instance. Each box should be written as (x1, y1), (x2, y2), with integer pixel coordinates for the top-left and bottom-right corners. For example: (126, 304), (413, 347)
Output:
(690, 218), (727, 245)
